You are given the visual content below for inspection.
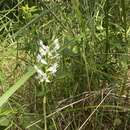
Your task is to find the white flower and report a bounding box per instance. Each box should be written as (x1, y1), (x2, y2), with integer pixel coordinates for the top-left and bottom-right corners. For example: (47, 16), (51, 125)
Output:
(48, 51), (53, 57)
(53, 39), (60, 51)
(34, 65), (50, 83)
(47, 63), (58, 75)
(36, 53), (47, 65)
(40, 59), (47, 65)
(39, 72), (50, 83)
(37, 54), (42, 62)
(38, 40), (49, 56)
(39, 47), (47, 56)
(34, 65), (44, 76)
(39, 40), (43, 45)
(34, 39), (61, 83)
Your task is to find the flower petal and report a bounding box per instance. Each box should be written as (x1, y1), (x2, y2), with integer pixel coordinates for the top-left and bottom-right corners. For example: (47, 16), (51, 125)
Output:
(41, 59), (47, 65)
(53, 39), (60, 51)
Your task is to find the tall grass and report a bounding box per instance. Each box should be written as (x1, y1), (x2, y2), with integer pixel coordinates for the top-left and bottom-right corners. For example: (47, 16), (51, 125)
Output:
(0, 0), (130, 129)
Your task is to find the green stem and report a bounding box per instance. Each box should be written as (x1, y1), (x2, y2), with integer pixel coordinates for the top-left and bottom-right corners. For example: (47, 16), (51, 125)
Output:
(104, 0), (110, 61)
(42, 83), (47, 130)
(43, 96), (47, 130)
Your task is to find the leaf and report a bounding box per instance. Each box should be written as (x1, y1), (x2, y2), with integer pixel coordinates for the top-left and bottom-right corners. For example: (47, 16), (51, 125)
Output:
(0, 117), (9, 126)
(0, 109), (17, 116)
(56, 71), (72, 80)
(0, 71), (6, 84)
(0, 66), (36, 108)
(114, 118), (122, 126)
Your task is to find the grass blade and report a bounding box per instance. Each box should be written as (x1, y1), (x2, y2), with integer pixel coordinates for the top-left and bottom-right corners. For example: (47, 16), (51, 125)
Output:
(0, 66), (36, 108)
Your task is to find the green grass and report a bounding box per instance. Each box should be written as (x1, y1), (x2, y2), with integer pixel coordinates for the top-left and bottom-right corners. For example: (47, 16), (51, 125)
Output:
(0, 0), (130, 129)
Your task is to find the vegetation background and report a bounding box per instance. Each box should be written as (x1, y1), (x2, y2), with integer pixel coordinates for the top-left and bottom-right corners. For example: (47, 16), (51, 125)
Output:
(0, 0), (130, 129)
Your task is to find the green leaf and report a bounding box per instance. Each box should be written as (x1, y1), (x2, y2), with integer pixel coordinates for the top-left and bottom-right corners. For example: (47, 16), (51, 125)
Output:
(0, 109), (17, 116)
(0, 117), (9, 126)
(56, 71), (72, 80)
(0, 66), (36, 108)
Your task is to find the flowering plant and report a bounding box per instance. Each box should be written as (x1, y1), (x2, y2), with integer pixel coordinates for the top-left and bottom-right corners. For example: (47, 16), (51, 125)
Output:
(34, 39), (60, 83)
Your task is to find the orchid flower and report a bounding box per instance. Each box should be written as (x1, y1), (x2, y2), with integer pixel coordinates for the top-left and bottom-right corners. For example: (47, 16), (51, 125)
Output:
(47, 63), (58, 75)
(34, 65), (50, 83)
(37, 53), (47, 65)
(34, 39), (60, 83)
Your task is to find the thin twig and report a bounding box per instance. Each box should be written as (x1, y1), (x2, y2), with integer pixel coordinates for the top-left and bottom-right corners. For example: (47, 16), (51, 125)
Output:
(78, 89), (113, 130)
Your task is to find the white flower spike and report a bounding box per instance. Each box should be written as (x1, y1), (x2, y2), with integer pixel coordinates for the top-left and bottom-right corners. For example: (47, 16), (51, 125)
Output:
(35, 38), (60, 83)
